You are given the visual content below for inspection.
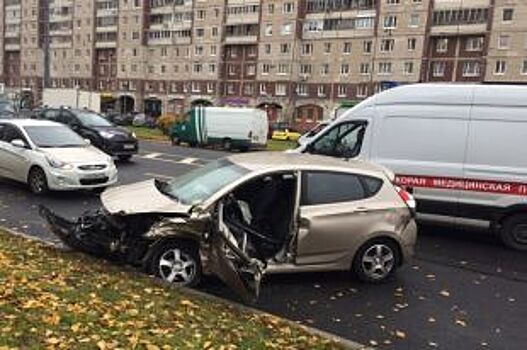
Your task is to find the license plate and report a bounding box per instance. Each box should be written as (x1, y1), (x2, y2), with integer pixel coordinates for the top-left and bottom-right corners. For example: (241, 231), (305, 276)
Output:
(83, 173), (106, 180)
(123, 144), (135, 150)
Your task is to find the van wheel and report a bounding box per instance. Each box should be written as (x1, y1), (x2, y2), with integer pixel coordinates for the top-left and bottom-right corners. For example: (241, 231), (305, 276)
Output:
(171, 136), (180, 146)
(352, 239), (400, 283)
(28, 167), (49, 195)
(501, 214), (527, 251)
(222, 139), (232, 151)
(149, 241), (202, 287)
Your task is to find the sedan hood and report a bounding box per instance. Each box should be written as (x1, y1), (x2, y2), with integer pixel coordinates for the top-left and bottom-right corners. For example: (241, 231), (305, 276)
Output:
(92, 126), (134, 139)
(43, 146), (110, 164)
(101, 179), (191, 215)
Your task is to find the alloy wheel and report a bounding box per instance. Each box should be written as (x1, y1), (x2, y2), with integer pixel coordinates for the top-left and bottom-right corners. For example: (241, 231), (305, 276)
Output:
(361, 244), (395, 281)
(158, 248), (197, 286)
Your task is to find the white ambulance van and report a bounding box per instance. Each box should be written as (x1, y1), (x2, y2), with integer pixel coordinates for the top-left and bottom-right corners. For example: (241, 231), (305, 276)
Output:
(296, 84), (527, 250)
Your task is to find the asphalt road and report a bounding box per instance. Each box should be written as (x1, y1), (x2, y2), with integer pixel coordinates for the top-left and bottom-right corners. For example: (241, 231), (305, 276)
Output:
(1, 140), (526, 349)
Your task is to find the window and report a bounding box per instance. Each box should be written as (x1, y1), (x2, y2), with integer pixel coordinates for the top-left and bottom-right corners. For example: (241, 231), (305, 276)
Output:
(1, 124), (27, 144)
(265, 24), (273, 36)
(280, 43), (291, 53)
(343, 42), (352, 54)
(301, 43), (313, 55)
(278, 64), (289, 75)
(409, 14), (419, 27)
(380, 39), (394, 52)
(324, 43), (331, 53)
(264, 44), (271, 54)
(384, 16), (397, 29)
(503, 8), (514, 22)
(408, 38), (416, 51)
(300, 64), (312, 75)
(283, 2), (294, 14)
(387, 0), (400, 4)
(340, 64), (350, 75)
(462, 61), (481, 77)
(436, 38), (448, 52)
(262, 64), (271, 74)
(432, 62), (446, 77)
(466, 37), (484, 51)
(378, 62), (392, 74)
(363, 40), (372, 54)
(357, 85), (368, 97)
(259, 84), (267, 95)
(275, 83), (287, 96)
(297, 84), (307, 96)
(310, 122), (368, 159)
(404, 62), (414, 75)
(320, 64), (329, 76)
(498, 34), (510, 49)
(268, 3), (274, 13)
(494, 60), (506, 75)
(302, 172), (369, 206)
(317, 85), (326, 97)
(337, 85), (347, 97)
(281, 23), (293, 35)
(522, 61), (527, 75)
(360, 63), (370, 75)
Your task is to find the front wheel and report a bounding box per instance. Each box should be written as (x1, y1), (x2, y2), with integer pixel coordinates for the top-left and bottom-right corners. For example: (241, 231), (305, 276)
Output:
(171, 136), (180, 146)
(222, 139), (232, 151)
(28, 167), (49, 195)
(352, 239), (399, 283)
(149, 241), (202, 287)
(501, 214), (527, 251)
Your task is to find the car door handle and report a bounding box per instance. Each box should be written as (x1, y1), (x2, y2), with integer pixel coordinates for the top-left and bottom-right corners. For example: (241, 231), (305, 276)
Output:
(354, 207), (369, 213)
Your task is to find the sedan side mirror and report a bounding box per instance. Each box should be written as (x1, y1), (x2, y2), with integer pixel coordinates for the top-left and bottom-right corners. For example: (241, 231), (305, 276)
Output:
(84, 138), (91, 145)
(11, 139), (27, 149)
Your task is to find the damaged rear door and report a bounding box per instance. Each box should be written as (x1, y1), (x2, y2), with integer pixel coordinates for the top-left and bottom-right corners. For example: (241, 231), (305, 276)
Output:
(205, 201), (265, 303)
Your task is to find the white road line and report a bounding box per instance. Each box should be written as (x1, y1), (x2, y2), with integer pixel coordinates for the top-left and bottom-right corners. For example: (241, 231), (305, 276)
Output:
(139, 154), (203, 167)
(142, 152), (162, 159)
(179, 157), (198, 165)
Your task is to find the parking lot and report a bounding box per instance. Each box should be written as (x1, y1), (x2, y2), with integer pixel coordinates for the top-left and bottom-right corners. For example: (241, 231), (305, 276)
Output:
(1, 140), (526, 349)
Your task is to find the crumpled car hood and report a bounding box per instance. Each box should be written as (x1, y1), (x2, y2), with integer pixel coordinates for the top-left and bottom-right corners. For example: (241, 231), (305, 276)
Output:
(101, 179), (191, 215)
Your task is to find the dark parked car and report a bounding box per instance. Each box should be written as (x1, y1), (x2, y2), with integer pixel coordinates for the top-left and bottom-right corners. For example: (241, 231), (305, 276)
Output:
(0, 100), (16, 119)
(35, 108), (138, 161)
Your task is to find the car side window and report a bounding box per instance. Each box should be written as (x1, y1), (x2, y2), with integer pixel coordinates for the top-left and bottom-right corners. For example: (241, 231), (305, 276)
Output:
(58, 111), (78, 126)
(0, 124), (5, 141)
(309, 122), (367, 159)
(43, 110), (60, 121)
(301, 172), (368, 206)
(2, 125), (26, 144)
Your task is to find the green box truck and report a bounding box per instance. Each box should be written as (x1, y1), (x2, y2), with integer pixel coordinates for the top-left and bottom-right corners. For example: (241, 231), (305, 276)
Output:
(170, 107), (268, 151)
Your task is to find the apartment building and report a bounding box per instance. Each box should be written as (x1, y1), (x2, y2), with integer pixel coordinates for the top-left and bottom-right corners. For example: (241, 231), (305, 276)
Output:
(1, 0), (527, 130)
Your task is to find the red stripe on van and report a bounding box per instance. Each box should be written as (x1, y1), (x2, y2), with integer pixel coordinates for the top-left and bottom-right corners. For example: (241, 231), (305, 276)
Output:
(395, 175), (527, 196)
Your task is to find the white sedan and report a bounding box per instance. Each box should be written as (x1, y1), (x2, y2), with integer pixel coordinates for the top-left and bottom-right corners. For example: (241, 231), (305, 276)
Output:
(0, 119), (118, 194)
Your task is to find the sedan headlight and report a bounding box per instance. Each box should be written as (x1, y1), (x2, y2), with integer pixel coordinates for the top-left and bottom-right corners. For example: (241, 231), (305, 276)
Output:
(99, 131), (114, 139)
(131, 132), (137, 139)
(45, 155), (74, 170)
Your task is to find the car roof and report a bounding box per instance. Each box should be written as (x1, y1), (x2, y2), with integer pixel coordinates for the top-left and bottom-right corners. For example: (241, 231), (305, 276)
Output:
(0, 118), (62, 127)
(227, 152), (388, 178)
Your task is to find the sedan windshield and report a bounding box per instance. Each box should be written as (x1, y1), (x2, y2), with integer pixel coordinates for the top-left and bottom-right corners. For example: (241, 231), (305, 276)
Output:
(24, 125), (87, 148)
(76, 111), (113, 127)
(158, 159), (250, 205)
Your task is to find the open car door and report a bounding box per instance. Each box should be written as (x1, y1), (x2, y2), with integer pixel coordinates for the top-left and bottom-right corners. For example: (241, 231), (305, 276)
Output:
(205, 200), (266, 303)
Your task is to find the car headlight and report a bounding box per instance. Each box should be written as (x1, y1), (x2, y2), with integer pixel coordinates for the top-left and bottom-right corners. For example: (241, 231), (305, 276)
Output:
(131, 132), (137, 139)
(99, 131), (114, 139)
(45, 155), (74, 170)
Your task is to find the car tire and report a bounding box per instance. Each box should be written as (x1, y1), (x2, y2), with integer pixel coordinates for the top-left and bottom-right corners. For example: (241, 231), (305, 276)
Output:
(171, 136), (180, 146)
(352, 238), (400, 283)
(27, 167), (49, 195)
(118, 155), (132, 162)
(500, 214), (527, 251)
(149, 241), (202, 288)
(222, 139), (232, 151)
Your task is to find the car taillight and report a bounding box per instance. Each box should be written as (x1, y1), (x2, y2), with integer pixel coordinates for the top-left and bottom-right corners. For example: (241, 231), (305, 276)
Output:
(395, 186), (416, 213)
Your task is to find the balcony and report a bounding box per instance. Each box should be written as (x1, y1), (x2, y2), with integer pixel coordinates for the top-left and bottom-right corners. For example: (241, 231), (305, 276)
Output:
(225, 24), (259, 44)
(433, 0), (490, 10)
(49, 29), (73, 36)
(5, 44), (21, 52)
(96, 25), (118, 33)
(95, 41), (117, 49)
(225, 3), (260, 25)
(225, 35), (258, 44)
(306, 0), (375, 14)
(303, 13), (375, 39)
(96, 8), (118, 18)
(149, 21), (192, 32)
(4, 30), (21, 39)
(431, 7), (489, 35)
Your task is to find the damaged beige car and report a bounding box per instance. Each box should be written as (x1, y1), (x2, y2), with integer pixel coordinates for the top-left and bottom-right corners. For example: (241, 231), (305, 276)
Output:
(40, 153), (417, 302)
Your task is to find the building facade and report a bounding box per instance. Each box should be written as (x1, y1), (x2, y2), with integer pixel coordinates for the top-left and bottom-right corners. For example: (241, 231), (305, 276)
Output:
(1, 0), (527, 130)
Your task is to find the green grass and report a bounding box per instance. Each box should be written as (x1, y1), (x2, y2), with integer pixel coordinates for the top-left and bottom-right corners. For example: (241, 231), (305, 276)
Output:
(128, 126), (169, 142)
(266, 140), (298, 152)
(0, 231), (343, 349)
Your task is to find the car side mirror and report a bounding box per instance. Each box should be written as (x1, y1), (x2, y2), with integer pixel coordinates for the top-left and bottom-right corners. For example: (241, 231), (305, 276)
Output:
(84, 139), (91, 145)
(11, 139), (27, 149)
(70, 123), (81, 131)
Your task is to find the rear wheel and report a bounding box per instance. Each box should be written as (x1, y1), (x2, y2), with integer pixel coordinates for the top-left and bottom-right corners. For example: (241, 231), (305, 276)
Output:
(171, 136), (180, 146)
(352, 239), (399, 283)
(149, 241), (202, 287)
(501, 214), (527, 251)
(28, 167), (49, 195)
(118, 155), (132, 162)
(222, 138), (232, 151)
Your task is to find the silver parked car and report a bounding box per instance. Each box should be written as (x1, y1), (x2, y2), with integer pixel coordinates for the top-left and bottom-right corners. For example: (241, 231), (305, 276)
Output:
(41, 153), (417, 301)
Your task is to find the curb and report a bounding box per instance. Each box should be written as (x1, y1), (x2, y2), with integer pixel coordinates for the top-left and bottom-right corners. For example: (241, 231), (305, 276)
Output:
(1, 226), (369, 350)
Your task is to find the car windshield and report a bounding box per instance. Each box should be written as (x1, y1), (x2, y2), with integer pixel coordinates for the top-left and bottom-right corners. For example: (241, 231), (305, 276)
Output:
(24, 125), (87, 148)
(0, 102), (15, 115)
(76, 111), (113, 127)
(157, 159), (250, 205)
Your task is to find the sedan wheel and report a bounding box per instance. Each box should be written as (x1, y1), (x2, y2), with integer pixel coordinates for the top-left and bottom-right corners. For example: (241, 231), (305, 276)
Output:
(151, 242), (201, 287)
(353, 240), (399, 283)
(28, 167), (48, 195)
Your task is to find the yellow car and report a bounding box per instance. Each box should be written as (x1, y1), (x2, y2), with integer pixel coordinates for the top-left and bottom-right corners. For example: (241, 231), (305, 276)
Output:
(271, 129), (302, 142)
